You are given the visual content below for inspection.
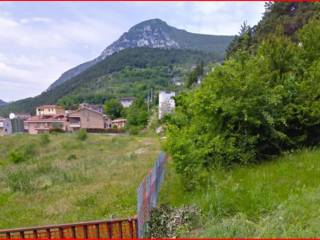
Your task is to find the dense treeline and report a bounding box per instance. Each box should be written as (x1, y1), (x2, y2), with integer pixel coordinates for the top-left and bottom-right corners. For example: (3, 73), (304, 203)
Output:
(0, 48), (218, 116)
(226, 2), (320, 58)
(165, 18), (320, 189)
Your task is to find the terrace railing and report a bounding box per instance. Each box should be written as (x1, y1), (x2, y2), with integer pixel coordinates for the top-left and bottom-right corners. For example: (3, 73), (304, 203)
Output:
(0, 218), (137, 239)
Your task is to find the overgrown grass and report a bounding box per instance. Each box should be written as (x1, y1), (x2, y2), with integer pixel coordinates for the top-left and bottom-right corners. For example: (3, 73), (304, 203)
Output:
(0, 133), (160, 228)
(159, 148), (320, 237)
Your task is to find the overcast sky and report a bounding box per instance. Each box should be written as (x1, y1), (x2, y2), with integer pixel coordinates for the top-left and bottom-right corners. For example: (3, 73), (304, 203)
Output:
(0, 2), (265, 102)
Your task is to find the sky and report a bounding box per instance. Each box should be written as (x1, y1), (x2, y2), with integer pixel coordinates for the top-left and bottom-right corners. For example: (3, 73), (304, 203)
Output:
(0, 2), (266, 102)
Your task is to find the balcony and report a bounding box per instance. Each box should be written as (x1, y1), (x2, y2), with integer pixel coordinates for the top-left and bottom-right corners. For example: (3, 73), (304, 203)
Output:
(69, 122), (80, 128)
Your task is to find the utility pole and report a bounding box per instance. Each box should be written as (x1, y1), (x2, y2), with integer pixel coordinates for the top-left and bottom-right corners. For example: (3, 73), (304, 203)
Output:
(147, 89), (150, 112)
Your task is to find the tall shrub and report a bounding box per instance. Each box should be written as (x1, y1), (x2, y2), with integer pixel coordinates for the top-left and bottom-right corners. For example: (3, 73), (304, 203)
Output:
(164, 20), (320, 189)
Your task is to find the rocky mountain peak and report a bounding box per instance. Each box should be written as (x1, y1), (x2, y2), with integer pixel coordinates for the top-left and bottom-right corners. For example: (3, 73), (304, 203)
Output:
(98, 19), (180, 60)
(48, 18), (233, 90)
(0, 100), (6, 106)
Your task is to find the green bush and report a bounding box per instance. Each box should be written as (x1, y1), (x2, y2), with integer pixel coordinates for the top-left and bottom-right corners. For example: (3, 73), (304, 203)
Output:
(49, 128), (64, 134)
(76, 129), (88, 141)
(146, 204), (201, 238)
(103, 99), (124, 119)
(8, 151), (25, 164)
(7, 170), (34, 193)
(127, 126), (141, 135)
(67, 154), (77, 161)
(8, 144), (36, 164)
(164, 19), (320, 188)
(125, 97), (149, 135)
(39, 134), (50, 145)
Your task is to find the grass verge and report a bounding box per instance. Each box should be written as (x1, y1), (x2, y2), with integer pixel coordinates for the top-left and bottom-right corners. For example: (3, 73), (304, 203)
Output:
(159, 148), (320, 237)
(0, 133), (159, 228)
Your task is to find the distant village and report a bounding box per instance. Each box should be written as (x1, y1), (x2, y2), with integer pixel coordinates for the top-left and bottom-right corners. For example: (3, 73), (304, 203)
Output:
(0, 91), (175, 136)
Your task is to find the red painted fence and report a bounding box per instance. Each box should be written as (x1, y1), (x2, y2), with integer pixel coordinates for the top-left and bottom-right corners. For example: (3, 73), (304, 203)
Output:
(0, 218), (137, 239)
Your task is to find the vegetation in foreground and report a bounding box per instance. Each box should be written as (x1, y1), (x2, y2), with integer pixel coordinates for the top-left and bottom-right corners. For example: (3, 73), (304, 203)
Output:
(160, 148), (320, 237)
(0, 133), (160, 228)
(165, 16), (320, 189)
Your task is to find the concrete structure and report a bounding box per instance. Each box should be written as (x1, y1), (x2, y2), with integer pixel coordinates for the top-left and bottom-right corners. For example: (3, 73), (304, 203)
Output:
(10, 113), (31, 121)
(67, 107), (112, 131)
(158, 91), (175, 119)
(0, 117), (12, 136)
(112, 118), (127, 129)
(24, 115), (67, 134)
(36, 105), (65, 116)
(120, 97), (135, 108)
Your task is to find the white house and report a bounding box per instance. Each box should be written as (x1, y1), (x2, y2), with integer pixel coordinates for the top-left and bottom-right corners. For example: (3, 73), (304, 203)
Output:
(158, 91), (175, 119)
(120, 97), (135, 108)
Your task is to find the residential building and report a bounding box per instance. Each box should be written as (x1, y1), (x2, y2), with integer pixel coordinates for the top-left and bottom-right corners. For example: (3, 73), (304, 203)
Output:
(36, 105), (65, 116)
(79, 103), (103, 113)
(24, 114), (67, 134)
(120, 97), (135, 108)
(0, 117), (12, 136)
(158, 91), (175, 119)
(67, 107), (112, 132)
(112, 118), (127, 129)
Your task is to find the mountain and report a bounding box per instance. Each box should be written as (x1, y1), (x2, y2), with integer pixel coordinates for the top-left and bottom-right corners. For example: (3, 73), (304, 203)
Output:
(0, 48), (216, 116)
(0, 19), (233, 116)
(49, 19), (233, 90)
(0, 100), (6, 106)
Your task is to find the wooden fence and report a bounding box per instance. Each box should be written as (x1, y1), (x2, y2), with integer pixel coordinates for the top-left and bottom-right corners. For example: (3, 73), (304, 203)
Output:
(0, 218), (137, 239)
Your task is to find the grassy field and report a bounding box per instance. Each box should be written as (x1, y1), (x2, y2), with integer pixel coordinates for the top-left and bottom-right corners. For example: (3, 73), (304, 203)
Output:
(0, 133), (160, 229)
(160, 148), (320, 237)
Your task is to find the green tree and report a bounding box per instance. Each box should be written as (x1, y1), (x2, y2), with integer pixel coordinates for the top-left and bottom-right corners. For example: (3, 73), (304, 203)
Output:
(126, 97), (149, 129)
(165, 20), (320, 189)
(104, 99), (123, 119)
(186, 61), (204, 88)
(226, 21), (254, 59)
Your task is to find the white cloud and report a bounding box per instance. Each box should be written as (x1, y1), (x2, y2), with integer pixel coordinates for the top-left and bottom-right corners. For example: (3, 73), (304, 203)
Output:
(0, 62), (32, 81)
(20, 17), (52, 24)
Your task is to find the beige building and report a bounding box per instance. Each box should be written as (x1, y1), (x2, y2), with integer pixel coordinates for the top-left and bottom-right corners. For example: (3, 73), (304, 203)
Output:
(36, 105), (65, 116)
(112, 118), (127, 129)
(24, 115), (67, 134)
(67, 107), (112, 132)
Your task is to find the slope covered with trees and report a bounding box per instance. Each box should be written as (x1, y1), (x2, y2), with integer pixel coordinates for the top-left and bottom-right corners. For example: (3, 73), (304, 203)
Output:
(49, 18), (233, 90)
(0, 100), (6, 106)
(0, 48), (218, 116)
(226, 2), (320, 58)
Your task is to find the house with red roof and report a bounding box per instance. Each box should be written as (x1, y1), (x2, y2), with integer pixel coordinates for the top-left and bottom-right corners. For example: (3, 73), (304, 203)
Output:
(24, 114), (68, 134)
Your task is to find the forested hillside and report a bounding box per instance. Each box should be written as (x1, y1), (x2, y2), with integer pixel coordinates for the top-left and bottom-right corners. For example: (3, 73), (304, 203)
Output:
(0, 48), (217, 115)
(49, 18), (233, 90)
(226, 2), (320, 57)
